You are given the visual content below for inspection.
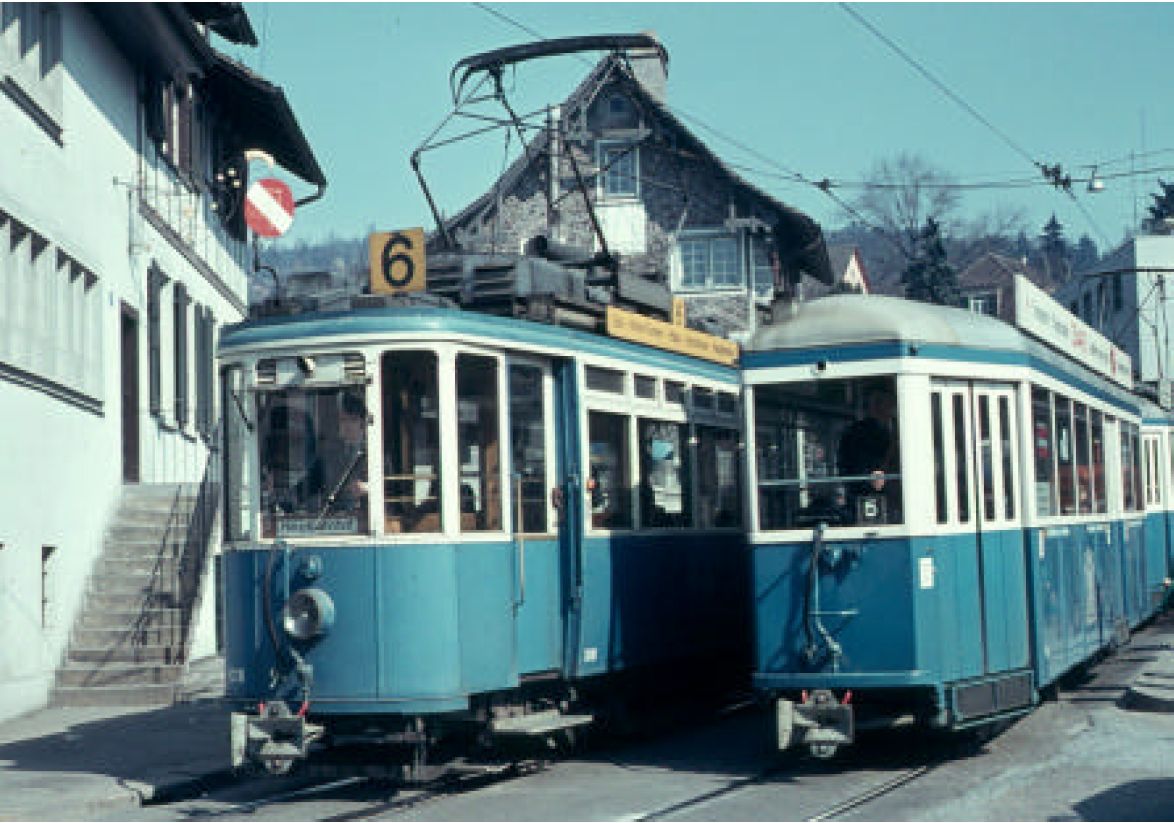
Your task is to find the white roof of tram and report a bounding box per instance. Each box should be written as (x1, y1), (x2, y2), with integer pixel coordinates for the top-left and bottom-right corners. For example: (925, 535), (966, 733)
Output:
(746, 293), (1024, 352)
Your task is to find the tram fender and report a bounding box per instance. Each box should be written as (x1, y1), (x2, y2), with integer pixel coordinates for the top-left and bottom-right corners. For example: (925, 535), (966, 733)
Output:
(776, 692), (854, 751)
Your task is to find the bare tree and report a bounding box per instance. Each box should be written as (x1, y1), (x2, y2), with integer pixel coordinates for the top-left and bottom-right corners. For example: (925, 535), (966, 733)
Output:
(852, 152), (961, 257)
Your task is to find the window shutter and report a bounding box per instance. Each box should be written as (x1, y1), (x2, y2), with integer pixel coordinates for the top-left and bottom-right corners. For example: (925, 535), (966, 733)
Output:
(147, 266), (166, 416)
(173, 282), (188, 426)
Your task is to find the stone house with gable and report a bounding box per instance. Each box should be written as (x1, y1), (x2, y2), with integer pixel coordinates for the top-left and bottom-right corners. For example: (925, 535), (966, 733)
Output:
(434, 39), (829, 339)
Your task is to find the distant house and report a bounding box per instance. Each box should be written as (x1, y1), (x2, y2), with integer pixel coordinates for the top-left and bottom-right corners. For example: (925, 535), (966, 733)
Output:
(433, 38), (830, 338)
(804, 245), (869, 300)
(956, 252), (1051, 323)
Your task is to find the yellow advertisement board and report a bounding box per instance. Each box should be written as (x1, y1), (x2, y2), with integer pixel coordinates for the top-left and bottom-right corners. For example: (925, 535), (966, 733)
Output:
(605, 306), (739, 366)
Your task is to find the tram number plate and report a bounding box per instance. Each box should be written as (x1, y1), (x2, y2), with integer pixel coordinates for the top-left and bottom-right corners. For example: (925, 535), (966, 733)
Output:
(277, 516), (357, 537)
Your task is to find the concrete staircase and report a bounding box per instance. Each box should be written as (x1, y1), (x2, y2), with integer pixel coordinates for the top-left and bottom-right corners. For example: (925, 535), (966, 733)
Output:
(52, 483), (214, 707)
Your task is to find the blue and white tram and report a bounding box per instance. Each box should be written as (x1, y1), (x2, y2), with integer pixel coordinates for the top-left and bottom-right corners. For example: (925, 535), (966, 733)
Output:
(218, 301), (747, 773)
(742, 293), (1171, 756)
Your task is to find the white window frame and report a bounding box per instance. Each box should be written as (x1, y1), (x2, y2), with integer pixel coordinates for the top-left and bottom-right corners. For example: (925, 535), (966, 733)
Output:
(675, 230), (744, 292)
(597, 140), (639, 200)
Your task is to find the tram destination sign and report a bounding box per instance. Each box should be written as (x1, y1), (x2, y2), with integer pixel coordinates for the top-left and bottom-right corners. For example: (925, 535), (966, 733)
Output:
(605, 306), (739, 365)
(1012, 274), (1132, 390)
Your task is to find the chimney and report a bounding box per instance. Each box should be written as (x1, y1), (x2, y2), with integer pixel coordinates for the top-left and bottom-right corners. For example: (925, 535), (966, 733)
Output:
(627, 31), (668, 104)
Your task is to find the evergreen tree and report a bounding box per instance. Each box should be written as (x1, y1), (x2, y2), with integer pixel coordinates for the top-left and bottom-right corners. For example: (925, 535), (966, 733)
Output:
(1148, 179), (1174, 224)
(1039, 214), (1071, 285)
(902, 217), (959, 305)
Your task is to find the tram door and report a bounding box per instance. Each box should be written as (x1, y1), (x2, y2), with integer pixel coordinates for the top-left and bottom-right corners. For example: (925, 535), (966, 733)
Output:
(508, 358), (568, 677)
(932, 381), (1030, 677)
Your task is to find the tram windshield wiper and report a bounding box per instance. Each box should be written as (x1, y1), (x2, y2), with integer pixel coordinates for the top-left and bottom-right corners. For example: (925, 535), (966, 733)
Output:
(313, 448), (365, 527)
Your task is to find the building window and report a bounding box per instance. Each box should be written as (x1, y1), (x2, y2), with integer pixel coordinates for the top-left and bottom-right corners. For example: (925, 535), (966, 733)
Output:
(678, 233), (741, 291)
(751, 235), (775, 298)
(1112, 273), (1123, 312)
(598, 142), (638, 199)
(1, 3), (63, 134)
(967, 291), (999, 317)
(0, 210), (101, 398)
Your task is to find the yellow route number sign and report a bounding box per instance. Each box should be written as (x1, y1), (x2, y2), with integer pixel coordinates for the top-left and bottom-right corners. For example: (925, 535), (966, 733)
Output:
(369, 229), (426, 294)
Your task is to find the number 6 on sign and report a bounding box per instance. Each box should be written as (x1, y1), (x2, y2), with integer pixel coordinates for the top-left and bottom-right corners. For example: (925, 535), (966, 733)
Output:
(368, 229), (426, 294)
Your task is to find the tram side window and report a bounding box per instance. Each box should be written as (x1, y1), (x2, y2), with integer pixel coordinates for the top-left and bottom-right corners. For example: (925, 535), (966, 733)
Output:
(697, 425), (742, 528)
(457, 354), (502, 532)
(1091, 411), (1107, 514)
(509, 364), (548, 534)
(258, 384), (369, 538)
(1074, 403), (1091, 514)
(1145, 436), (1161, 507)
(589, 412), (632, 529)
(1031, 387), (1057, 517)
(999, 396), (1016, 520)
(638, 419), (691, 528)
(931, 393), (947, 524)
(1055, 397), (1076, 514)
(1121, 422), (1141, 512)
(952, 393), (970, 523)
(382, 351), (441, 534)
(978, 395), (996, 521)
(222, 365), (253, 541)
(753, 377), (902, 530)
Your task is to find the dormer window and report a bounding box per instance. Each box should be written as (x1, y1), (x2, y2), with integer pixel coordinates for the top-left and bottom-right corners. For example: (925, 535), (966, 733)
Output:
(599, 141), (638, 199)
(608, 94), (630, 116)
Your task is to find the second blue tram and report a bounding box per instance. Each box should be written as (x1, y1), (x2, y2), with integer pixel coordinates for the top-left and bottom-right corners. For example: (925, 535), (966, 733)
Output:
(219, 300), (747, 773)
(742, 291), (1171, 756)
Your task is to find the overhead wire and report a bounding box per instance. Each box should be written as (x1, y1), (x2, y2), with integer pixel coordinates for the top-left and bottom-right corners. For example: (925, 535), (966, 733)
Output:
(838, 3), (1123, 247)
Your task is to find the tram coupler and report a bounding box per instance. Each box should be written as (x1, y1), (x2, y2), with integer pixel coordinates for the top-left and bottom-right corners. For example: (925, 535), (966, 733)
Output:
(231, 701), (324, 774)
(776, 689), (854, 755)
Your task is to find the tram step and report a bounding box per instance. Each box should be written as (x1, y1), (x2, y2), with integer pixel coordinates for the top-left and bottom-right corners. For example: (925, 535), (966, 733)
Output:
(489, 710), (594, 736)
(77, 607), (183, 630)
(56, 662), (184, 688)
(68, 644), (180, 664)
(51, 682), (178, 708)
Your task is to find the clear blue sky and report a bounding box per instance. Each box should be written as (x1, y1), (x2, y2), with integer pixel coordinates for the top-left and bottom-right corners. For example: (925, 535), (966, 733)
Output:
(229, 3), (1174, 256)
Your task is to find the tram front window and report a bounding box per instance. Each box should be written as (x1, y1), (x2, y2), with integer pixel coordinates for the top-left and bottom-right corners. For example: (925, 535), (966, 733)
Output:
(258, 385), (369, 538)
(382, 351), (441, 534)
(457, 354), (502, 532)
(754, 377), (902, 529)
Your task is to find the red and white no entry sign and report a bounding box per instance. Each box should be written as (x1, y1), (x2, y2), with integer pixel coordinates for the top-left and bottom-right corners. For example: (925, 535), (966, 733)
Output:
(244, 178), (295, 238)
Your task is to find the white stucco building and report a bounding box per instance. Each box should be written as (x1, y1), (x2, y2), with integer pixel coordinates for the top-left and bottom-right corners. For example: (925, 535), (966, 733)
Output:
(0, 3), (324, 720)
(1057, 231), (1174, 391)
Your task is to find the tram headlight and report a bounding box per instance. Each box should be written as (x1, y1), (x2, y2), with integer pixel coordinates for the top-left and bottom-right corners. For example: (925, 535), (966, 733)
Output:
(282, 587), (335, 641)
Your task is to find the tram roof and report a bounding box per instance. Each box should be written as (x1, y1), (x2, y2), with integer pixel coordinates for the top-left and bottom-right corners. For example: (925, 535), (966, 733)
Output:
(747, 293), (1023, 353)
(218, 304), (739, 382)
